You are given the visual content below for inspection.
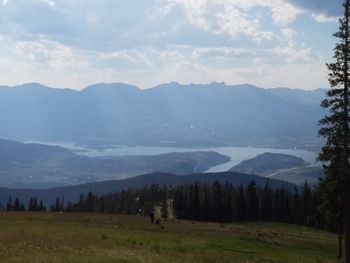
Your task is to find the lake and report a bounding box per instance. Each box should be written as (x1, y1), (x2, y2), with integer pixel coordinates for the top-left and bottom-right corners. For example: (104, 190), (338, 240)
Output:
(74, 145), (319, 173)
(26, 141), (319, 173)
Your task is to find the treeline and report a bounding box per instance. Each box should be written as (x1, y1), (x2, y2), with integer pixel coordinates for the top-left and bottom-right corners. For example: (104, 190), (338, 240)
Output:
(2, 180), (332, 229)
(3, 196), (69, 212)
(173, 181), (322, 227)
(63, 180), (327, 229)
(3, 196), (47, 212)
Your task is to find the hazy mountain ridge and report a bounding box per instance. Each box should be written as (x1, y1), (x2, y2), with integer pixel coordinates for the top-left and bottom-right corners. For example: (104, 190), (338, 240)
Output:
(230, 152), (323, 185)
(0, 139), (229, 189)
(230, 153), (309, 176)
(0, 82), (325, 150)
(0, 171), (296, 207)
(265, 167), (323, 186)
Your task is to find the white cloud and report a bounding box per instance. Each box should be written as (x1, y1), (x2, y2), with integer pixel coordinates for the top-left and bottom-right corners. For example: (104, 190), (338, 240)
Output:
(282, 28), (297, 39)
(100, 50), (155, 66)
(192, 47), (246, 58)
(13, 40), (90, 69)
(286, 0), (342, 18)
(0, 0), (335, 90)
(274, 27), (320, 64)
(312, 13), (339, 23)
(159, 49), (185, 60)
(162, 0), (287, 41)
(269, 1), (301, 26)
(274, 45), (317, 63)
(154, 58), (327, 90)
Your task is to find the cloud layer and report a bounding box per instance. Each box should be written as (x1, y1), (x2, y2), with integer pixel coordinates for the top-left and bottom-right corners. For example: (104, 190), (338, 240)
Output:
(0, 0), (340, 89)
(286, 0), (343, 17)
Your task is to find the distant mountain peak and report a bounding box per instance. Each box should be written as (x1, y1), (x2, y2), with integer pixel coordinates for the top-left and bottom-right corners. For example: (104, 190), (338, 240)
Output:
(15, 83), (51, 89)
(83, 83), (140, 93)
(151, 81), (182, 90)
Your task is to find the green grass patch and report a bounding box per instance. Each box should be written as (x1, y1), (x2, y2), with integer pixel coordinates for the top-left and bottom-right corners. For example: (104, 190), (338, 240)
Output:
(0, 212), (338, 262)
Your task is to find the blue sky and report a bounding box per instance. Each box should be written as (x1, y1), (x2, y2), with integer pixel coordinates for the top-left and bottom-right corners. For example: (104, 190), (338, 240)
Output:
(0, 0), (344, 90)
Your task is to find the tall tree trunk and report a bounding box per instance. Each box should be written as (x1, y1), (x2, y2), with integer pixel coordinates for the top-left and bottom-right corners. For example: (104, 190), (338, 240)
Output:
(345, 194), (350, 262)
(339, 225), (343, 260)
(343, 1), (350, 261)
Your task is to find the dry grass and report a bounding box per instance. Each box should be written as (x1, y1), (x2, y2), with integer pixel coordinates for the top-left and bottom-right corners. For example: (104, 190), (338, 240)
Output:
(0, 212), (337, 263)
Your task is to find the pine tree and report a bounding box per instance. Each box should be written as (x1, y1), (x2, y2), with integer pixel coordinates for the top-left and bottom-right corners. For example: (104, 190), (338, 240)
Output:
(282, 190), (291, 222)
(39, 200), (46, 211)
(6, 196), (12, 211)
(28, 197), (39, 211)
(261, 181), (273, 221)
(87, 192), (95, 212)
(319, 1), (350, 259)
(236, 185), (246, 221)
(193, 184), (201, 220)
(319, 160), (344, 259)
(212, 181), (223, 222)
(301, 181), (312, 225)
(173, 186), (185, 218)
(292, 186), (300, 223)
(20, 203), (25, 211)
(222, 183), (234, 222)
(246, 181), (259, 221)
(202, 184), (211, 221)
(13, 198), (20, 211)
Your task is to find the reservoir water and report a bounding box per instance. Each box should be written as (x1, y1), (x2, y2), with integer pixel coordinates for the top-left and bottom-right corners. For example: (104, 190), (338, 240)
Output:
(27, 141), (319, 173)
(75, 145), (318, 173)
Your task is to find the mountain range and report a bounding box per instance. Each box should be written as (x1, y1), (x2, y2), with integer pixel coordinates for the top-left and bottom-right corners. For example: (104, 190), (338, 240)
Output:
(0, 82), (326, 150)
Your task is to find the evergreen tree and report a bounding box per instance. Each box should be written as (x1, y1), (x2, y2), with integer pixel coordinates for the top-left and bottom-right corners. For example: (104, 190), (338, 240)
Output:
(246, 181), (259, 221)
(236, 185), (246, 221)
(202, 184), (211, 221)
(193, 184), (201, 220)
(20, 203), (25, 211)
(212, 181), (223, 222)
(319, 162), (344, 260)
(282, 190), (291, 222)
(261, 182), (273, 221)
(13, 198), (20, 211)
(222, 183), (234, 221)
(6, 196), (12, 211)
(78, 194), (85, 212)
(301, 181), (312, 225)
(291, 186), (300, 223)
(273, 189), (282, 221)
(318, 0), (350, 260)
(162, 185), (169, 218)
(51, 197), (64, 212)
(87, 192), (95, 212)
(39, 200), (46, 211)
(173, 186), (185, 218)
(28, 197), (38, 211)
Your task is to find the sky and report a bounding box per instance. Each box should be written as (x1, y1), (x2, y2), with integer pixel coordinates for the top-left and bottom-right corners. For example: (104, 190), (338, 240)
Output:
(0, 0), (344, 90)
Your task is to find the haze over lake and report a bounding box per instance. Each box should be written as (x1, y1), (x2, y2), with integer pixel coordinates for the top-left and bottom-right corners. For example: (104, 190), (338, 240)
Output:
(30, 141), (318, 173)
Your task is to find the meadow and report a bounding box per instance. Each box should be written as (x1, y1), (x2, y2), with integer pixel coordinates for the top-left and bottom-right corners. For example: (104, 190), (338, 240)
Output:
(0, 212), (337, 263)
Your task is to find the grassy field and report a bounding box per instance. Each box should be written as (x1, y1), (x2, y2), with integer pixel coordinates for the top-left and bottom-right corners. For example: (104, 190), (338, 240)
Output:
(0, 212), (337, 263)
